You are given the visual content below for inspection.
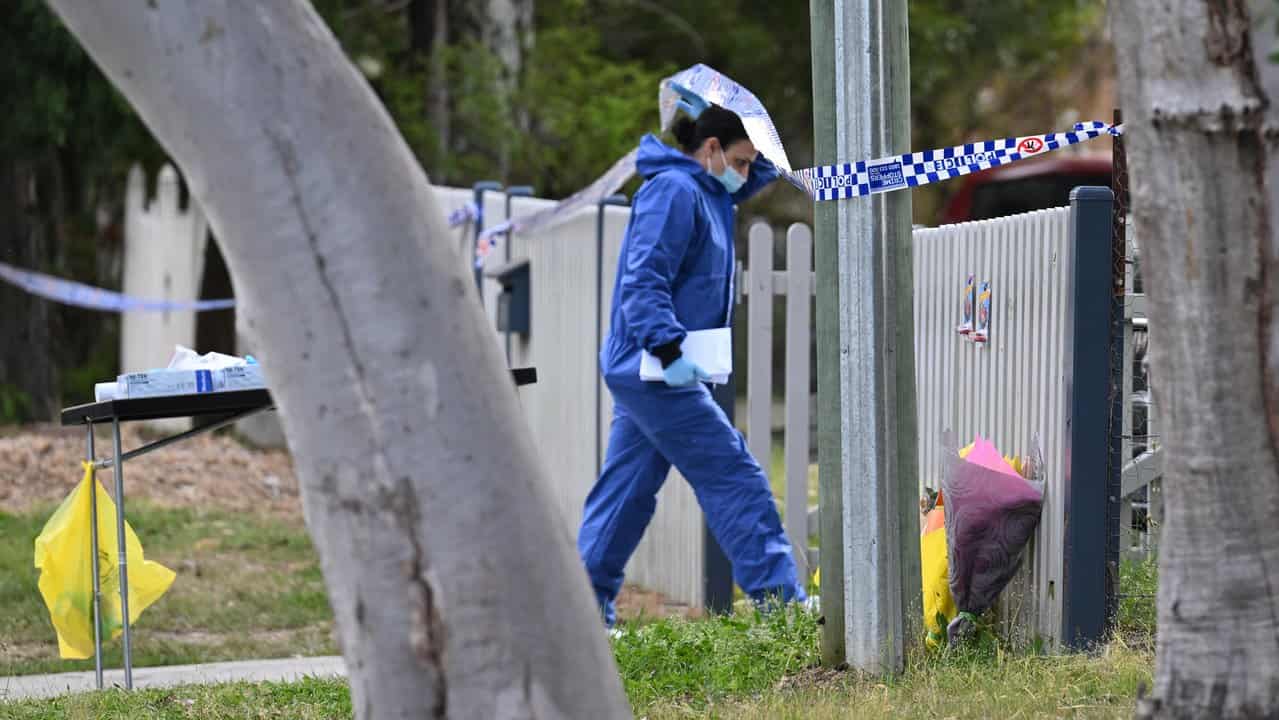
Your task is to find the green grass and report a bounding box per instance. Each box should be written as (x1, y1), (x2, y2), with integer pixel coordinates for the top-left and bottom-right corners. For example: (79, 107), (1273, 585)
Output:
(0, 677), (351, 719)
(639, 639), (1152, 719)
(614, 607), (821, 710)
(0, 505), (335, 677)
(0, 500), (1161, 718)
(1117, 558), (1158, 645)
(0, 610), (1153, 719)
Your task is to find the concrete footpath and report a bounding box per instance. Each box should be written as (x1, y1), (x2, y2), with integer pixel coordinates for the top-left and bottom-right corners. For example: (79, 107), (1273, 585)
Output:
(0, 656), (347, 702)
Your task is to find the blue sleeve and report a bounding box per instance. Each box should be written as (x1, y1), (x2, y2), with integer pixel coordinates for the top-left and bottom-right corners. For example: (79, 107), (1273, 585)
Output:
(618, 175), (696, 352)
(732, 154), (780, 204)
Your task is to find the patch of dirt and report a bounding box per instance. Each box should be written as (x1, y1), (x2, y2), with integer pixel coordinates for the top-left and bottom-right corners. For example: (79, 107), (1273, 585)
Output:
(0, 640), (55, 664)
(0, 424), (301, 519)
(773, 665), (854, 692)
(0, 624), (337, 666)
(146, 623), (336, 647)
(615, 584), (701, 622)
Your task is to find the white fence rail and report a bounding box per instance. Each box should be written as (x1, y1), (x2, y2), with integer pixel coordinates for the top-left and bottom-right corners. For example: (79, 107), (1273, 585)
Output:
(1120, 220), (1161, 561)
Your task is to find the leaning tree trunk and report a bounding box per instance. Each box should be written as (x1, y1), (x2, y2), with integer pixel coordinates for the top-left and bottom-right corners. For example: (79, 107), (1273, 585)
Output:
(41, 2), (629, 718)
(1112, 2), (1279, 718)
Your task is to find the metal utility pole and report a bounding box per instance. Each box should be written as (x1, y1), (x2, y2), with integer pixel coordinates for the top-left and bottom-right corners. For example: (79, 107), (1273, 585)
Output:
(809, 0), (846, 668)
(810, 0), (918, 674)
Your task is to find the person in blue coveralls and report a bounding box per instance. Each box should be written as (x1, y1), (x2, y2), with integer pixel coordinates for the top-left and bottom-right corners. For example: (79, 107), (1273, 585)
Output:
(578, 88), (806, 627)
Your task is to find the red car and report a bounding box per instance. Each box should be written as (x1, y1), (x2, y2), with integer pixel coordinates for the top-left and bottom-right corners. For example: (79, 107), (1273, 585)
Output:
(940, 154), (1113, 225)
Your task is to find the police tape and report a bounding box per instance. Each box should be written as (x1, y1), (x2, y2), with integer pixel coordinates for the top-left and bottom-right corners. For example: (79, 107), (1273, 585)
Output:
(447, 201), (479, 228)
(792, 121), (1123, 201)
(0, 260), (235, 313)
(0, 199), (481, 313)
(472, 63), (1122, 269)
(474, 148), (639, 268)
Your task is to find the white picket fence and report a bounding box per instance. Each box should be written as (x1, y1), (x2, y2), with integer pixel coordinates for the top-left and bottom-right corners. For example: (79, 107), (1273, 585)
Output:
(119, 164), (209, 429)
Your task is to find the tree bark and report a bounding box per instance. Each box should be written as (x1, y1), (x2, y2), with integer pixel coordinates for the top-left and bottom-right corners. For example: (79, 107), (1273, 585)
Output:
(41, 2), (629, 718)
(1111, 2), (1279, 718)
(472, 0), (533, 176)
(410, 0), (452, 182)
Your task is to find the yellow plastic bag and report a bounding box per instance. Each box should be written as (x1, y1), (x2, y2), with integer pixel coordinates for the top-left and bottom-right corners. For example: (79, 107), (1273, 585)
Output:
(34, 462), (176, 659)
(920, 498), (955, 646)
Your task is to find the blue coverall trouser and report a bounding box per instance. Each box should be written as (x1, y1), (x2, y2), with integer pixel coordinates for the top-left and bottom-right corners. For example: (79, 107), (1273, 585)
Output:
(578, 370), (802, 626)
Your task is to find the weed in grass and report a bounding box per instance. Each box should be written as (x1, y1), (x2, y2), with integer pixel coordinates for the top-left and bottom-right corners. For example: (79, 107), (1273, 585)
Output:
(613, 606), (821, 711)
(1117, 558), (1158, 646)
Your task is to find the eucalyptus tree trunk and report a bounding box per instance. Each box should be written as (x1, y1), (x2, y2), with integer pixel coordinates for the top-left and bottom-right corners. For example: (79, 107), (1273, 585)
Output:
(1112, 2), (1279, 717)
(42, 1), (628, 718)
(410, 0), (452, 179)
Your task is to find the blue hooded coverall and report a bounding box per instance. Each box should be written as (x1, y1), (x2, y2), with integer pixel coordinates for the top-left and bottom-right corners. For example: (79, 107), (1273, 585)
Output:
(578, 134), (805, 626)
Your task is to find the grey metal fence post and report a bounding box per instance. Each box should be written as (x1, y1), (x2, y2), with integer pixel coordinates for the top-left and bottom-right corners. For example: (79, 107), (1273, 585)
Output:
(503, 186), (534, 363)
(111, 419), (134, 689)
(472, 181), (503, 294)
(707, 379), (737, 615)
(1062, 185), (1116, 649)
(595, 194), (629, 480)
(86, 424), (103, 690)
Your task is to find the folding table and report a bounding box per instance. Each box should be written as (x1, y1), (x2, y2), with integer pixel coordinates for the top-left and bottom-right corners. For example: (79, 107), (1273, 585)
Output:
(59, 366), (536, 690)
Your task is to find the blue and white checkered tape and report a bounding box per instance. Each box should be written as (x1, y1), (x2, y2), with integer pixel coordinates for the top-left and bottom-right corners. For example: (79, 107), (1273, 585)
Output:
(793, 121), (1123, 201)
(477, 68), (1119, 268)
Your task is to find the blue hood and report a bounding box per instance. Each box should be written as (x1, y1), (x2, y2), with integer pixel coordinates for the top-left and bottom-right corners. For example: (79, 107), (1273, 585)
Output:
(636, 134), (720, 192)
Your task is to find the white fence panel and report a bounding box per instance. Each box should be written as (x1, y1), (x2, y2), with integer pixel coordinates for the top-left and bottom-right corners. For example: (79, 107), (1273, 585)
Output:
(912, 207), (1071, 646)
(128, 168), (1090, 632)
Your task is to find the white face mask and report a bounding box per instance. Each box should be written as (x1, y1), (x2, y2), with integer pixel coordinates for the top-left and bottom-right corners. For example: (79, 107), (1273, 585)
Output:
(706, 146), (747, 194)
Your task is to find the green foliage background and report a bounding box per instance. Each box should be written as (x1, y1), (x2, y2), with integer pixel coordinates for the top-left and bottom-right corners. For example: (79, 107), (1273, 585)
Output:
(0, 0), (1104, 418)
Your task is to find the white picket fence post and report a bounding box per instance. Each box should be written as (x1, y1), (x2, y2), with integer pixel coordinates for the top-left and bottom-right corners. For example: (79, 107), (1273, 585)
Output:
(121, 163), (209, 429)
(741, 221), (817, 578)
(783, 224), (815, 575)
(746, 224), (773, 482)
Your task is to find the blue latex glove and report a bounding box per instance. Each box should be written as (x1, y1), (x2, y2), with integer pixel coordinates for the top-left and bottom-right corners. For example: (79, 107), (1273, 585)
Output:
(662, 357), (712, 387)
(670, 81), (709, 119)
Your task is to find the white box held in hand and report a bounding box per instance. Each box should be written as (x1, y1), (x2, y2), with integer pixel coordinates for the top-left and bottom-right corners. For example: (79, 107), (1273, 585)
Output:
(639, 327), (732, 385)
